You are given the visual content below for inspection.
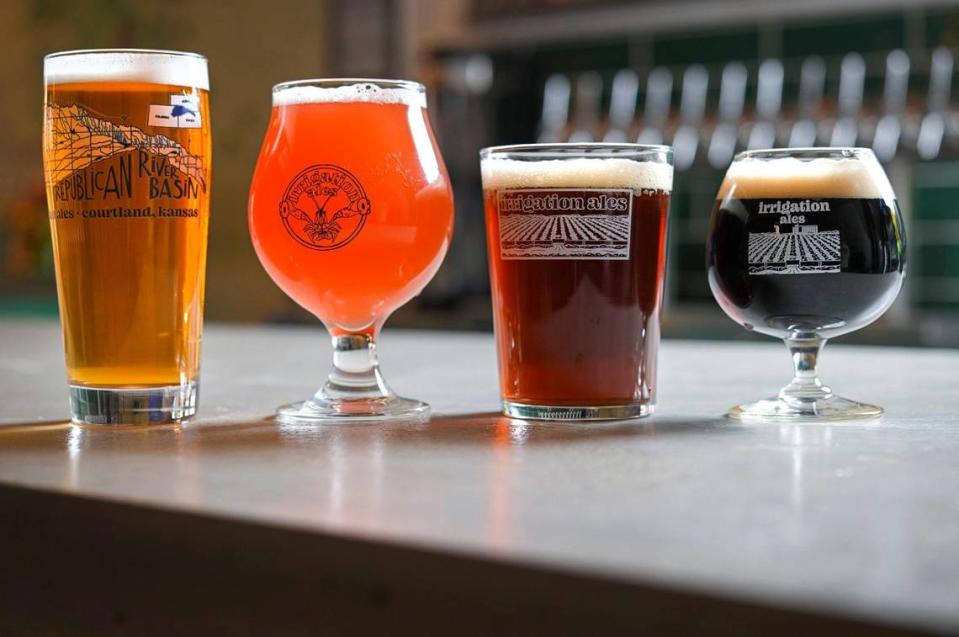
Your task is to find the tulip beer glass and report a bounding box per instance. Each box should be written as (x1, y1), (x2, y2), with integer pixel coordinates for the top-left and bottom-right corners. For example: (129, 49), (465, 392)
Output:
(481, 144), (672, 420)
(43, 49), (212, 425)
(707, 148), (906, 420)
(249, 79), (454, 422)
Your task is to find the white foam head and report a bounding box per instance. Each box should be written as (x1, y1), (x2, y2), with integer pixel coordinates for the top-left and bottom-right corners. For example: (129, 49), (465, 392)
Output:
(481, 157), (673, 193)
(273, 81), (426, 108)
(719, 154), (894, 200)
(44, 49), (208, 90)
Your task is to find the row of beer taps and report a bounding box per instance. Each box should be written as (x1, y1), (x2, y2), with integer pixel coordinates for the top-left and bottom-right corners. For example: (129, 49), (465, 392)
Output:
(537, 47), (956, 169)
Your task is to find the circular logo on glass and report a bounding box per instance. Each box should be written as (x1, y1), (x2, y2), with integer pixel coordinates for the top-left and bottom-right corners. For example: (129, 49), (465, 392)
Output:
(279, 164), (372, 250)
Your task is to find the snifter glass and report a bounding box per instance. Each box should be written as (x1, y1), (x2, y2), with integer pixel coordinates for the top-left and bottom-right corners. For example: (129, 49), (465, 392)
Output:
(706, 148), (906, 421)
(249, 79), (454, 423)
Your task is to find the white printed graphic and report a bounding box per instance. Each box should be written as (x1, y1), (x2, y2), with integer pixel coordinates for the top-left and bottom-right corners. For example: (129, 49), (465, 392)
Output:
(748, 225), (840, 275)
(498, 188), (633, 260)
(148, 94), (202, 128)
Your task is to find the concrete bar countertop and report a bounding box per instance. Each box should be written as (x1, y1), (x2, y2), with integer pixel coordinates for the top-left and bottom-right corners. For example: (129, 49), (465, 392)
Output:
(1, 320), (957, 635)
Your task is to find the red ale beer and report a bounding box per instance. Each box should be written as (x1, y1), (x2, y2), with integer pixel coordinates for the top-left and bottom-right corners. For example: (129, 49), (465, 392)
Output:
(481, 145), (672, 420)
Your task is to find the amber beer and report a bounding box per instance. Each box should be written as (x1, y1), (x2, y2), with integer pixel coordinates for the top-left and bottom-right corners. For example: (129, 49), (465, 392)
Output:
(43, 50), (211, 424)
(481, 145), (672, 420)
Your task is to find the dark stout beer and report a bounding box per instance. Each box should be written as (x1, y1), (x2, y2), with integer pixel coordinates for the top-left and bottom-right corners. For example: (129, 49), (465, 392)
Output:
(705, 148), (906, 421)
(707, 157), (906, 339)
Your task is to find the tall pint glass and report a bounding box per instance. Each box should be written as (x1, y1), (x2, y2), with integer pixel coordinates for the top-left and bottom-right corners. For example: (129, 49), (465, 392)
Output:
(481, 144), (673, 420)
(43, 49), (212, 425)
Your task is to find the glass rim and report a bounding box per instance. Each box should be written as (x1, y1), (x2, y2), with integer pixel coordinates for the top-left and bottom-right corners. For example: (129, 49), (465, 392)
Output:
(480, 143), (672, 161)
(273, 78), (425, 94)
(44, 48), (207, 62)
(735, 147), (876, 161)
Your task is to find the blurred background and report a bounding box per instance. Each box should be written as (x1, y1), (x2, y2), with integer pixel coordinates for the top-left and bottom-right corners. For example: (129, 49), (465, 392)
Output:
(3, 0), (958, 345)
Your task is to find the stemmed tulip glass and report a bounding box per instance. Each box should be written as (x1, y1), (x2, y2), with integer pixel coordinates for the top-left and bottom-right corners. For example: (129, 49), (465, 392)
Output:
(249, 79), (454, 423)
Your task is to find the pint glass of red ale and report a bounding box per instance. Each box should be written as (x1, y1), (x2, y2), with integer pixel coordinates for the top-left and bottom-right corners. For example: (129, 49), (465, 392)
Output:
(480, 144), (672, 420)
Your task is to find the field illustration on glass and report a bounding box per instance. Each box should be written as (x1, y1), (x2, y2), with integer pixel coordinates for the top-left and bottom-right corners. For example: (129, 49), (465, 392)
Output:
(748, 226), (841, 275)
(497, 188), (633, 260)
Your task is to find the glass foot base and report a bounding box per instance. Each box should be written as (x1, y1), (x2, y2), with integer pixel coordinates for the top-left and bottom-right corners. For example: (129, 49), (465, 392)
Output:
(276, 396), (430, 424)
(69, 382), (197, 426)
(728, 395), (882, 422)
(504, 400), (652, 421)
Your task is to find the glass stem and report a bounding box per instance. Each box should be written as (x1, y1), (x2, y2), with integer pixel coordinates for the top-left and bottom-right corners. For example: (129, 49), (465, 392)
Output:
(315, 334), (395, 403)
(779, 336), (832, 405)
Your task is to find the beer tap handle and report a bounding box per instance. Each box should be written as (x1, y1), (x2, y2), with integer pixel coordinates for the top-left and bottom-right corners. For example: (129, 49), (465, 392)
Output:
(798, 56), (826, 118)
(882, 49), (910, 114)
(673, 64), (708, 170)
(604, 69), (639, 142)
(569, 72), (603, 143)
(708, 62), (747, 168)
(747, 58), (783, 150)
(537, 74), (571, 143)
(830, 52), (865, 147)
(637, 67), (672, 146)
(679, 64), (709, 124)
(717, 61), (747, 122)
(838, 52), (866, 115)
(789, 56), (826, 148)
(873, 49), (910, 162)
(928, 46), (954, 113)
(917, 47), (953, 160)
(756, 58), (784, 120)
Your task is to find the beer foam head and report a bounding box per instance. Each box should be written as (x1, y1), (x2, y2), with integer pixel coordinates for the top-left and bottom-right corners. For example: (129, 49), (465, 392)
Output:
(273, 81), (426, 107)
(718, 154), (894, 199)
(44, 50), (209, 90)
(481, 158), (673, 193)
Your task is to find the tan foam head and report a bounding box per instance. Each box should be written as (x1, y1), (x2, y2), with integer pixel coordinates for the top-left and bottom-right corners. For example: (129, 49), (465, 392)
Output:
(718, 156), (894, 200)
(481, 157), (673, 192)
